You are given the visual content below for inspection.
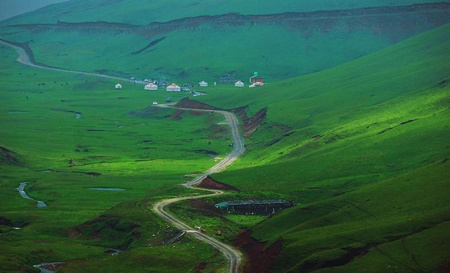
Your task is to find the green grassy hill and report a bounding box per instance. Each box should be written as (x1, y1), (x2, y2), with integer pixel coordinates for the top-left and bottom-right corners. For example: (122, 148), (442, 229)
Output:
(189, 24), (450, 272)
(0, 43), (229, 272)
(0, 1), (449, 272)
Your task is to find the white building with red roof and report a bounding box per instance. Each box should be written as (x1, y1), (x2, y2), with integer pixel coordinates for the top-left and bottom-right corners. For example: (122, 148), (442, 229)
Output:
(145, 83), (158, 91)
(166, 83), (181, 92)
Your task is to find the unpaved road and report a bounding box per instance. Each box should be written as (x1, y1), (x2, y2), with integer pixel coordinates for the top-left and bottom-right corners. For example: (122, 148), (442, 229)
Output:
(2, 39), (245, 273)
(154, 105), (245, 273)
(0, 39), (144, 84)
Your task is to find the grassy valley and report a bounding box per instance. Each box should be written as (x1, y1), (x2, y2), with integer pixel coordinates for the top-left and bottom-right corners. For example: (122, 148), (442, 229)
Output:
(0, 1), (449, 273)
(0, 44), (231, 272)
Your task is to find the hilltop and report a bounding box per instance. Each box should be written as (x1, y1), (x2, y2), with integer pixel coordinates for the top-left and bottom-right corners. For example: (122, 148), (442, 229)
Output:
(0, 2), (448, 82)
(1, 0), (443, 25)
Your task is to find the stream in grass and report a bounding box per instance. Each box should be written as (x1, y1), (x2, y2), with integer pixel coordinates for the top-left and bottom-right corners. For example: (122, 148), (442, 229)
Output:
(16, 182), (47, 207)
(33, 262), (65, 273)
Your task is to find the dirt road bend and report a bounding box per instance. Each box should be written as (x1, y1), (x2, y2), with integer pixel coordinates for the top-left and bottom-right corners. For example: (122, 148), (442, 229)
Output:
(2, 39), (245, 273)
(0, 39), (144, 84)
(154, 105), (245, 273)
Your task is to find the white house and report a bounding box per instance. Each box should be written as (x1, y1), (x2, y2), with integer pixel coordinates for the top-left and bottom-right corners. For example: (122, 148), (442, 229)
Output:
(166, 83), (181, 92)
(235, 81), (244, 88)
(115, 83), (122, 89)
(145, 83), (158, 91)
(199, 81), (208, 87)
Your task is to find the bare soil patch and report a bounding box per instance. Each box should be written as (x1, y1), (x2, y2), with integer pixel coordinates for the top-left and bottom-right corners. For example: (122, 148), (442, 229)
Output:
(198, 176), (239, 191)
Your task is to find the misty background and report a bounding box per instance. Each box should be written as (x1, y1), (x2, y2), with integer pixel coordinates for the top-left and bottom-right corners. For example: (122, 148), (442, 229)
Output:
(0, 0), (68, 21)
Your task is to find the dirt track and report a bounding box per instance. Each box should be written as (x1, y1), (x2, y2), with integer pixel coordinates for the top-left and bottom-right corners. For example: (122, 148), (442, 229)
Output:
(0, 39), (144, 84)
(153, 104), (245, 273)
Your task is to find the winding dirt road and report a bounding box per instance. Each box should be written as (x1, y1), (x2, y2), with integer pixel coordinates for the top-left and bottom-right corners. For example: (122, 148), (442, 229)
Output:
(154, 105), (245, 273)
(0, 39), (144, 84)
(2, 39), (245, 273)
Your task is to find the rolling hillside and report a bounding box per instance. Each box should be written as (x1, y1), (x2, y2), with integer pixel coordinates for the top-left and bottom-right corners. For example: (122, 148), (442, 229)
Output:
(0, 2), (448, 82)
(1, 1), (449, 272)
(192, 24), (450, 272)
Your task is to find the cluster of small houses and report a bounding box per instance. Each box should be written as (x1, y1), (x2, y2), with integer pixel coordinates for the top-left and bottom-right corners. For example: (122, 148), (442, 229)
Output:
(114, 72), (265, 91)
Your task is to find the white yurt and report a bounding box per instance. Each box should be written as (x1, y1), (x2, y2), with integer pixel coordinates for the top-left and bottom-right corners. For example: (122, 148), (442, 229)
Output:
(166, 83), (181, 92)
(145, 83), (158, 91)
(235, 81), (244, 87)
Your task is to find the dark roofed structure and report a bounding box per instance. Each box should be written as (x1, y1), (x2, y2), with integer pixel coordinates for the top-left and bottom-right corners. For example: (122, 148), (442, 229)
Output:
(249, 72), (264, 84)
(215, 199), (294, 215)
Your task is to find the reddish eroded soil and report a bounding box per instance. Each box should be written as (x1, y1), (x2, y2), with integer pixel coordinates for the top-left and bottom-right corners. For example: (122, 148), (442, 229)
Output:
(174, 99), (267, 136)
(198, 176), (239, 191)
(232, 106), (267, 137)
(174, 98), (218, 110)
(234, 230), (283, 273)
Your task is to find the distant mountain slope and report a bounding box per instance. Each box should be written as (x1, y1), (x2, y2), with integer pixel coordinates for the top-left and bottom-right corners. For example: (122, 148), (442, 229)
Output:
(202, 23), (449, 190)
(1, 0), (444, 25)
(0, 0), (68, 22)
(0, 3), (448, 82)
(196, 24), (450, 273)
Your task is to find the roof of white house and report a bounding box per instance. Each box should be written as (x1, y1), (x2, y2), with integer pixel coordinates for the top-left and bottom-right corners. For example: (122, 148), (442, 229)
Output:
(199, 81), (208, 84)
(235, 81), (244, 84)
(145, 83), (158, 87)
(168, 83), (180, 88)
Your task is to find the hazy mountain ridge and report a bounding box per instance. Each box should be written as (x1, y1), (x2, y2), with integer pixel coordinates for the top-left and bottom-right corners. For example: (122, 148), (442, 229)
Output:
(1, 3), (448, 82)
(1, 0), (444, 26)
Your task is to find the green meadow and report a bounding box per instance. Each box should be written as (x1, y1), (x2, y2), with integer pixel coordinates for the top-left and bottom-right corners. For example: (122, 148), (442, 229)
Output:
(0, 1), (449, 272)
(188, 24), (450, 272)
(0, 44), (231, 272)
